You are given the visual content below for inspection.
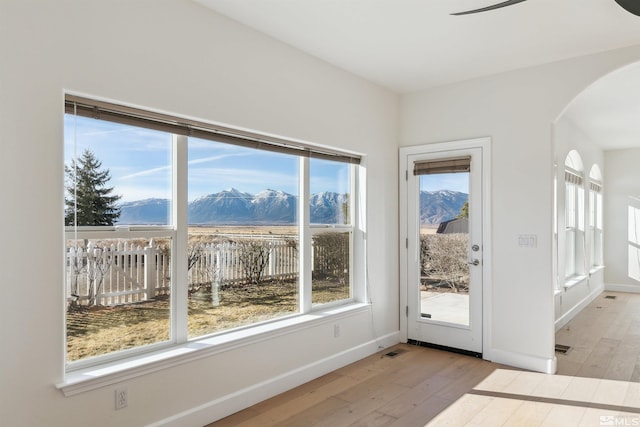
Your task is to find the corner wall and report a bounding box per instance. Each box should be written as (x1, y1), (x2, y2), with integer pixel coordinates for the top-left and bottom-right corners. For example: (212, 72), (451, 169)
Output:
(0, 1), (399, 425)
(604, 148), (640, 292)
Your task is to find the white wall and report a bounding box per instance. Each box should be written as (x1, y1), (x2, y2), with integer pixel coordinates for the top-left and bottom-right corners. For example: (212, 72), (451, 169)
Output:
(401, 45), (640, 373)
(0, 1), (399, 425)
(604, 149), (640, 291)
(553, 117), (605, 329)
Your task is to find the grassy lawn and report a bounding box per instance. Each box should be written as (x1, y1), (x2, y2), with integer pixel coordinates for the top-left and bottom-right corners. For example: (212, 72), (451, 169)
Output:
(66, 279), (349, 362)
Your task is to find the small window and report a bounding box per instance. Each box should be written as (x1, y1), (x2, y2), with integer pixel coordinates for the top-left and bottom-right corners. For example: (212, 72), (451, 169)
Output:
(564, 151), (584, 280)
(589, 165), (603, 269)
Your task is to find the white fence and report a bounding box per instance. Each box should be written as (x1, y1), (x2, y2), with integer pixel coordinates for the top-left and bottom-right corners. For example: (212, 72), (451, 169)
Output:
(66, 238), (300, 306)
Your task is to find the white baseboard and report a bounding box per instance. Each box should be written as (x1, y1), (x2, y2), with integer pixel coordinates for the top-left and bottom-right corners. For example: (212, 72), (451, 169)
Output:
(605, 283), (640, 293)
(486, 348), (556, 374)
(554, 283), (604, 331)
(149, 331), (401, 427)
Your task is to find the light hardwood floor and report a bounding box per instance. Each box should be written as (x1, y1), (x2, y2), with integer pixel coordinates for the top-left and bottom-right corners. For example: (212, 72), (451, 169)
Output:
(208, 291), (640, 426)
(556, 291), (640, 381)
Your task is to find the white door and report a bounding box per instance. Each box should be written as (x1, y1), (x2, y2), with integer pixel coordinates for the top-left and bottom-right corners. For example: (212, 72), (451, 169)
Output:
(400, 139), (489, 355)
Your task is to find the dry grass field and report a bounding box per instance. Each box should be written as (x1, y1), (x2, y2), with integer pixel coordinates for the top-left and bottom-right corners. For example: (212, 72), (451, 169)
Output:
(189, 225), (298, 237)
(66, 278), (348, 362)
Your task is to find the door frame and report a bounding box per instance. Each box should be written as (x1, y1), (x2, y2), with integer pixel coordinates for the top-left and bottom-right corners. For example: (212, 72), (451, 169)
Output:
(399, 137), (492, 358)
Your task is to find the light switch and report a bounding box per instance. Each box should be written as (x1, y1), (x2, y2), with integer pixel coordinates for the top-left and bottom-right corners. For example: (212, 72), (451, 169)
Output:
(518, 234), (537, 248)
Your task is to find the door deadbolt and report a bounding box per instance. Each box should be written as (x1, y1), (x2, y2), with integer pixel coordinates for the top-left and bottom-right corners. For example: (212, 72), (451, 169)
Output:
(472, 244), (480, 252)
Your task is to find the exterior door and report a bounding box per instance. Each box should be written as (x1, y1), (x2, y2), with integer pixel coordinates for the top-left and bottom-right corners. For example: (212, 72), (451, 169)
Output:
(400, 139), (489, 355)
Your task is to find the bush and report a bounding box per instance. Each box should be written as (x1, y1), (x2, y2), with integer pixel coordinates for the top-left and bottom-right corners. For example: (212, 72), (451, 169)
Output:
(237, 239), (271, 285)
(312, 232), (349, 281)
(420, 233), (469, 292)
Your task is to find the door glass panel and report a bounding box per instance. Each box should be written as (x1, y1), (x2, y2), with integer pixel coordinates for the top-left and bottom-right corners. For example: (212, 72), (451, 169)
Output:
(419, 172), (470, 326)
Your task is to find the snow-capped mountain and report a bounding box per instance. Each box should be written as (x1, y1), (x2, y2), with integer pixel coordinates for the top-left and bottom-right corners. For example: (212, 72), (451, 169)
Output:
(420, 190), (468, 225)
(117, 189), (466, 226)
(309, 192), (349, 224)
(188, 188), (253, 224)
(117, 189), (347, 225)
(117, 198), (171, 225)
(251, 189), (297, 223)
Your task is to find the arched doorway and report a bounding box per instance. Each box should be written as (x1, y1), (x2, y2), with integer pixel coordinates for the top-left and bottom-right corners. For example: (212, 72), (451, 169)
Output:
(553, 60), (640, 379)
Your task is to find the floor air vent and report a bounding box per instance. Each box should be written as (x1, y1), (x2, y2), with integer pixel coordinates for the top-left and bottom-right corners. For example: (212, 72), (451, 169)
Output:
(605, 295), (617, 299)
(384, 348), (407, 358)
(555, 344), (572, 354)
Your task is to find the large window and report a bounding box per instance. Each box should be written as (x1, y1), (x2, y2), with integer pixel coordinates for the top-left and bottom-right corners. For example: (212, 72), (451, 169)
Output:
(64, 95), (361, 368)
(564, 151), (585, 280)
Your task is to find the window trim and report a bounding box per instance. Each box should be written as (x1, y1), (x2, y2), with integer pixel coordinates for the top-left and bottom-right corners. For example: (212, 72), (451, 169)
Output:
(58, 302), (371, 396)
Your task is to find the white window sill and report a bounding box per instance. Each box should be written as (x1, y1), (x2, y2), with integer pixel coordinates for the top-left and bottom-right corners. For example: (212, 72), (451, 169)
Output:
(57, 302), (370, 397)
(564, 275), (587, 290)
(589, 265), (605, 275)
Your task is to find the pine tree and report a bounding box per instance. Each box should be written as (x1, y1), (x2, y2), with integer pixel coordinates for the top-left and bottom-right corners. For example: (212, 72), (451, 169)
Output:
(457, 200), (469, 219)
(65, 149), (121, 226)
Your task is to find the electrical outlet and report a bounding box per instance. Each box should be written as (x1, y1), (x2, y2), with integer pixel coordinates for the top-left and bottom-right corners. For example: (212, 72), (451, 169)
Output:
(115, 387), (128, 410)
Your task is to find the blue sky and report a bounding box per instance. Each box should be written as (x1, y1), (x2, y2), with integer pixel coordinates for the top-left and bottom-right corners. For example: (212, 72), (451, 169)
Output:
(420, 173), (469, 194)
(64, 115), (349, 202)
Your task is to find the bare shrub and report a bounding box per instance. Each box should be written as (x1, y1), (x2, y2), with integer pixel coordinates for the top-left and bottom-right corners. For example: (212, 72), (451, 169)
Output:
(237, 239), (271, 284)
(312, 232), (349, 281)
(420, 233), (469, 292)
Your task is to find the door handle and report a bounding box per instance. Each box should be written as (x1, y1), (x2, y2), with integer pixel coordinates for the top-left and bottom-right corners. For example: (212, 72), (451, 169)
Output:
(468, 259), (480, 266)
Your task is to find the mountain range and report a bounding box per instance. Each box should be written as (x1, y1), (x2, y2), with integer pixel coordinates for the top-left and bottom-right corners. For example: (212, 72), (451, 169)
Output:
(117, 188), (349, 225)
(419, 190), (468, 225)
(116, 188), (466, 226)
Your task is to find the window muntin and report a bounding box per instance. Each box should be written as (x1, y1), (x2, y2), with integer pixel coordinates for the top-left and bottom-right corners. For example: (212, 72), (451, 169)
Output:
(64, 96), (360, 368)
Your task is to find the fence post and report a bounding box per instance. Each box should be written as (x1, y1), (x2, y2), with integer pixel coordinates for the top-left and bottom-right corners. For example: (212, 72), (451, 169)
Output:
(87, 242), (96, 304)
(211, 247), (220, 306)
(268, 240), (276, 277)
(144, 239), (157, 300)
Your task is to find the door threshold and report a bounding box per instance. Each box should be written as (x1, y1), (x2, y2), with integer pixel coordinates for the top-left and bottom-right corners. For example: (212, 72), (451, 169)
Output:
(408, 339), (482, 359)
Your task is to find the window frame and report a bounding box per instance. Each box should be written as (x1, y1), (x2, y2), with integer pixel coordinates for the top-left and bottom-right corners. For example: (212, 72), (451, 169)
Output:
(589, 181), (603, 270)
(564, 167), (585, 281)
(63, 95), (364, 376)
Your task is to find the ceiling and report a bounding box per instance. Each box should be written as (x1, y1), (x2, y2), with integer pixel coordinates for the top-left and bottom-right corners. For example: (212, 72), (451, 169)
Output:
(196, 0), (640, 151)
(563, 62), (640, 151)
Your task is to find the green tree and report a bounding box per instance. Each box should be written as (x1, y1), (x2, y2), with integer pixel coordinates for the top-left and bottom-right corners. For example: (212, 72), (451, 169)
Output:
(457, 200), (469, 219)
(65, 149), (121, 226)
(340, 193), (350, 225)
